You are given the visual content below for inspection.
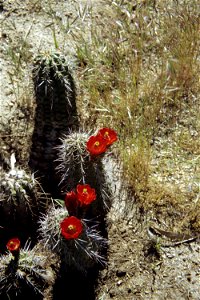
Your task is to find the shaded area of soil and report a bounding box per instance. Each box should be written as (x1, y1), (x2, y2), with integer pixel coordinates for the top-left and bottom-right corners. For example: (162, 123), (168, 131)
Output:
(53, 266), (102, 300)
(0, 283), (43, 300)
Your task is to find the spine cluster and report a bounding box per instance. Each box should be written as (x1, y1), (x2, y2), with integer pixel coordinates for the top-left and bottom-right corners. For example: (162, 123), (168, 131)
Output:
(39, 127), (118, 272)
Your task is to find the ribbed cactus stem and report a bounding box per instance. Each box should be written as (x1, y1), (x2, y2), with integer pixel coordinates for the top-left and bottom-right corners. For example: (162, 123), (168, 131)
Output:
(38, 206), (107, 272)
(0, 243), (59, 299)
(0, 154), (40, 247)
(55, 131), (90, 188)
(29, 51), (79, 197)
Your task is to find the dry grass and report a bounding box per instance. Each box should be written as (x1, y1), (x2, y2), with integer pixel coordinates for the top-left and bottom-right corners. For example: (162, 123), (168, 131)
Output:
(72, 0), (200, 231)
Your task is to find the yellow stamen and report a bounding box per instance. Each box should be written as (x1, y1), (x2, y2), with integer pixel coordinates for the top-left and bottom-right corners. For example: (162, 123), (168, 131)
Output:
(94, 141), (100, 146)
(83, 188), (88, 193)
(67, 224), (76, 233)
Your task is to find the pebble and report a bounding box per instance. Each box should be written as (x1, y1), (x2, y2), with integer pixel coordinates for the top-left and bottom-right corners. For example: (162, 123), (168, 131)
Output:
(116, 269), (126, 277)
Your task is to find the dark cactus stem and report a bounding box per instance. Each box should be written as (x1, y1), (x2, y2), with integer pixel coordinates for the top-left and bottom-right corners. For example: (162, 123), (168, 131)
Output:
(0, 244), (59, 299)
(29, 52), (79, 198)
(79, 158), (112, 228)
(0, 165), (41, 250)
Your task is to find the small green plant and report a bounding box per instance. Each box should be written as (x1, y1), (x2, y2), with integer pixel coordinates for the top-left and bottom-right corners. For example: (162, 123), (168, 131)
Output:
(2, 21), (33, 78)
(38, 127), (118, 272)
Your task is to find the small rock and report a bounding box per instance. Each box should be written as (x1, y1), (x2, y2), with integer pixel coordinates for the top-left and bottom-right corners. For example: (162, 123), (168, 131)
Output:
(117, 280), (122, 286)
(109, 289), (116, 298)
(116, 269), (126, 277)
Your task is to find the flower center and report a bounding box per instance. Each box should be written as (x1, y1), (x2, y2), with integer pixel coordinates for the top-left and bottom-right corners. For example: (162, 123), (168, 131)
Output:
(67, 224), (76, 233)
(104, 131), (109, 137)
(94, 141), (100, 147)
(83, 188), (88, 193)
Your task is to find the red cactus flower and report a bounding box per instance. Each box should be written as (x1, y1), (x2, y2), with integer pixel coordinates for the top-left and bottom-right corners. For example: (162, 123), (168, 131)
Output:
(76, 184), (96, 205)
(65, 191), (78, 213)
(98, 128), (118, 146)
(86, 134), (107, 156)
(6, 238), (21, 253)
(60, 216), (83, 239)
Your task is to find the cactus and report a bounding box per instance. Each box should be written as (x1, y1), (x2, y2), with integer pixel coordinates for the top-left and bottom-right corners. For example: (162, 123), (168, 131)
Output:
(55, 131), (90, 189)
(56, 130), (113, 220)
(29, 51), (79, 197)
(38, 206), (106, 273)
(0, 154), (41, 247)
(0, 42), (118, 297)
(0, 242), (59, 299)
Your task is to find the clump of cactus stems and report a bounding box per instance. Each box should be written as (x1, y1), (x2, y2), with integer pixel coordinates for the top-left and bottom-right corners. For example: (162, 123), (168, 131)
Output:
(56, 128), (118, 219)
(38, 206), (107, 273)
(0, 46), (119, 296)
(29, 50), (79, 197)
(37, 128), (118, 274)
(0, 154), (41, 244)
(0, 239), (59, 299)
